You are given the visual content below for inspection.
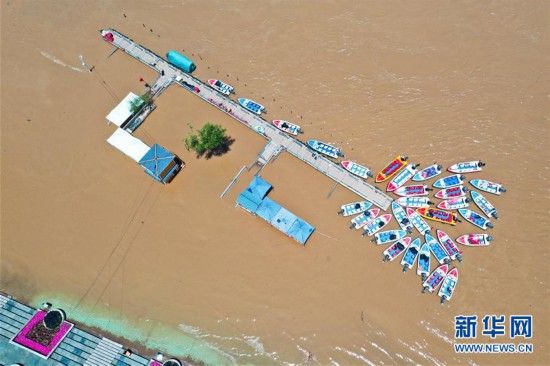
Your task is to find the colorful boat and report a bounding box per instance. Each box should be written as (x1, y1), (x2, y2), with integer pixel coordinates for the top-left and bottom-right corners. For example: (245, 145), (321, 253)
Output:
(456, 234), (493, 246)
(394, 184), (431, 197)
(307, 140), (344, 159)
(375, 155), (408, 183)
(470, 191), (498, 219)
(407, 207), (431, 235)
(437, 230), (463, 262)
(386, 164), (420, 192)
(383, 237), (412, 262)
(417, 243), (431, 281)
(413, 164), (443, 182)
(426, 233), (450, 264)
(433, 174), (465, 189)
(401, 238), (421, 272)
(422, 264), (449, 293)
(238, 98), (267, 115)
(434, 185), (469, 199)
(272, 120), (301, 135)
(470, 179), (506, 195)
(395, 197), (433, 208)
(371, 229), (407, 245)
(341, 161), (373, 179)
(416, 208), (459, 225)
(458, 209), (493, 230)
(361, 214), (392, 237)
(448, 161), (485, 174)
(391, 202), (413, 233)
(349, 209), (381, 230)
(439, 268), (459, 304)
(437, 197), (470, 210)
(208, 79), (235, 96)
(337, 201), (372, 216)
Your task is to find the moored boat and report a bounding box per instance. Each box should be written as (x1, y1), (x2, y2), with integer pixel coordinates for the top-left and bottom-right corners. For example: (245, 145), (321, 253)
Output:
(272, 120), (302, 135)
(387, 164), (420, 192)
(337, 201), (372, 216)
(416, 208), (460, 225)
(439, 268), (459, 304)
(437, 197), (470, 210)
(383, 237), (412, 262)
(458, 209), (493, 230)
(349, 209), (381, 230)
(395, 197), (433, 208)
(341, 160), (373, 179)
(401, 238), (421, 272)
(433, 174), (466, 189)
(470, 190), (498, 219)
(448, 161), (485, 174)
(456, 234), (493, 246)
(208, 79), (235, 96)
(422, 264), (449, 293)
(375, 155), (408, 183)
(394, 184), (431, 197)
(469, 179), (506, 195)
(407, 207), (431, 235)
(238, 98), (267, 115)
(413, 164), (443, 181)
(437, 230), (463, 262)
(307, 140), (344, 159)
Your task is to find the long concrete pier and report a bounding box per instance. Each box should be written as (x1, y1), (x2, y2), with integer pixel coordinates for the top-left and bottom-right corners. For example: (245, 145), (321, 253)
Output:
(100, 28), (392, 210)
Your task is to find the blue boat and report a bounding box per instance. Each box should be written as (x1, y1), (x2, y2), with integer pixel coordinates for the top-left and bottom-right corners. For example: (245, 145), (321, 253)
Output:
(433, 174), (465, 189)
(471, 190), (498, 219)
(307, 140), (344, 159)
(391, 202), (413, 233)
(401, 238), (421, 272)
(425, 233), (450, 264)
(238, 98), (267, 115)
(417, 243), (431, 281)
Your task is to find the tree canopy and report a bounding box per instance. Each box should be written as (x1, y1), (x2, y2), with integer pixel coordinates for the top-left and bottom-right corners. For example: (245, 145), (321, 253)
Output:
(185, 123), (231, 158)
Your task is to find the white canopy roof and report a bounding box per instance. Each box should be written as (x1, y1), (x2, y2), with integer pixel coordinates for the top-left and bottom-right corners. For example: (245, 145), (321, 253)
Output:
(107, 128), (150, 162)
(106, 92), (140, 127)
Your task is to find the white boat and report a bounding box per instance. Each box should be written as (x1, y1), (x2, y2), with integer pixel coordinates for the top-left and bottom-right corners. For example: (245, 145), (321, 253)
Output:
(208, 79), (235, 96)
(272, 120), (301, 135)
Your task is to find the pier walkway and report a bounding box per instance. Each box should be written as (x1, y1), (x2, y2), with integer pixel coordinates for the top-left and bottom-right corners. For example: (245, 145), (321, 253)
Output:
(101, 29), (392, 210)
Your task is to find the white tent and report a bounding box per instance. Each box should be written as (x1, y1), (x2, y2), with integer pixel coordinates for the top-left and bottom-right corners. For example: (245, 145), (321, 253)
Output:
(106, 92), (141, 127)
(106, 128), (150, 162)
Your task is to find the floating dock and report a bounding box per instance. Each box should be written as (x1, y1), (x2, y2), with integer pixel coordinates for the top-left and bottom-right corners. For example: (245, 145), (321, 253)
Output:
(100, 29), (392, 210)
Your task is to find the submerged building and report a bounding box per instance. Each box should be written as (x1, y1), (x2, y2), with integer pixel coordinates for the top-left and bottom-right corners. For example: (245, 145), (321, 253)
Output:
(237, 176), (315, 245)
(105, 94), (182, 184)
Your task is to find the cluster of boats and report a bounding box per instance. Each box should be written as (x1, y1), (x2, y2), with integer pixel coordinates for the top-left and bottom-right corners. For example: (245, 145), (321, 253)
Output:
(208, 79), (379, 177)
(338, 157), (505, 304)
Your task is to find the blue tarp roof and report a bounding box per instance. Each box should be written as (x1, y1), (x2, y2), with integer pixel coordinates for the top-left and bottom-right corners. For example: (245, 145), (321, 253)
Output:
(271, 208), (298, 234)
(256, 197), (282, 222)
(247, 176), (272, 201)
(237, 189), (262, 213)
(288, 219), (315, 245)
(138, 144), (175, 179)
(236, 176), (315, 245)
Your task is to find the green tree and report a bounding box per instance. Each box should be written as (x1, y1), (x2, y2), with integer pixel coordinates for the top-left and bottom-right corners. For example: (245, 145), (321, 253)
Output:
(184, 123), (229, 157)
(129, 93), (152, 114)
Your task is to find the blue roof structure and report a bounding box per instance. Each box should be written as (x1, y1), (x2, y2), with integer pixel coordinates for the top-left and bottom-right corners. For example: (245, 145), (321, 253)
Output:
(236, 176), (315, 245)
(138, 144), (181, 183)
(236, 189), (262, 213)
(288, 219), (315, 245)
(247, 176), (272, 201)
(256, 197), (282, 222)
